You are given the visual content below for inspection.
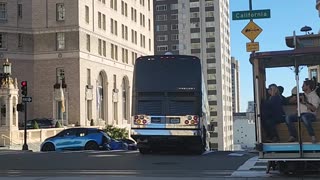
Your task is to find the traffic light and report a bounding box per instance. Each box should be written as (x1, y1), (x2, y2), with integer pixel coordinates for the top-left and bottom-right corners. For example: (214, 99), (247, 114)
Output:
(21, 81), (27, 96)
(17, 103), (24, 112)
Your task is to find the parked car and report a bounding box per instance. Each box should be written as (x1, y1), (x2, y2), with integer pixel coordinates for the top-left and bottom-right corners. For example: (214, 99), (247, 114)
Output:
(108, 139), (128, 150)
(40, 127), (111, 151)
(118, 138), (137, 150)
(25, 118), (58, 129)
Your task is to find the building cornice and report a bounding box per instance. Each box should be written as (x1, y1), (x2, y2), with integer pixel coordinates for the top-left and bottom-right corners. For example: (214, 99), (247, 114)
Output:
(0, 25), (80, 34)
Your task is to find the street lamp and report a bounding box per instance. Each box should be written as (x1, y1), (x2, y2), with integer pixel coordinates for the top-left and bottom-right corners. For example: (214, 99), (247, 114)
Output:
(3, 58), (11, 77)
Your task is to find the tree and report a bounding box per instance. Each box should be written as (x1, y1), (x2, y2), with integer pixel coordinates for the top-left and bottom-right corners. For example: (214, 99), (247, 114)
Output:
(104, 125), (128, 139)
(55, 121), (62, 128)
(33, 121), (39, 129)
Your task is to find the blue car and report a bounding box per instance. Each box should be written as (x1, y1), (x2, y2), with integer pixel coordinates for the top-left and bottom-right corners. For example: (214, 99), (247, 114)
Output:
(109, 139), (128, 150)
(40, 127), (111, 152)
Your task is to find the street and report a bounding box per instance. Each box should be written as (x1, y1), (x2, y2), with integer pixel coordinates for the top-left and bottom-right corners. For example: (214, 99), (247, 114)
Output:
(0, 150), (318, 179)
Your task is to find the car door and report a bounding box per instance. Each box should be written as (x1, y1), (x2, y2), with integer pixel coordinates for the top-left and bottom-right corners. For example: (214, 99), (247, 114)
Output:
(74, 128), (88, 149)
(54, 128), (77, 150)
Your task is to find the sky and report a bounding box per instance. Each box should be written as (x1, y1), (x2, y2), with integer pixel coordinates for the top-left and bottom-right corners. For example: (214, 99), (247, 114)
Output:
(230, 0), (319, 111)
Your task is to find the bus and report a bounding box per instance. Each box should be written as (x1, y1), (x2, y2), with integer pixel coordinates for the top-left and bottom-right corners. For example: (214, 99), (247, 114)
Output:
(131, 55), (210, 154)
(250, 46), (320, 174)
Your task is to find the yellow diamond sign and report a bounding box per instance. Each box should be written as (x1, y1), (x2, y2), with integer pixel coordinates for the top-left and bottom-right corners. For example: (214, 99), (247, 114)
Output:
(241, 21), (263, 41)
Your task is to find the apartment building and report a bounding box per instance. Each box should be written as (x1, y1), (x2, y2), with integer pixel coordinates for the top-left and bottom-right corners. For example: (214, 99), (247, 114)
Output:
(0, 0), (153, 127)
(231, 57), (240, 113)
(153, 0), (233, 150)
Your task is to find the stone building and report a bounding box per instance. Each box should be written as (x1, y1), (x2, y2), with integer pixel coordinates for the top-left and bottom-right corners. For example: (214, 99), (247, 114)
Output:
(0, 0), (154, 128)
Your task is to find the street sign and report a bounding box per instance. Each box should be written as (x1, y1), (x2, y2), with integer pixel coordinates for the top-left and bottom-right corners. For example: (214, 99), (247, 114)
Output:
(22, 97), (32, 103)
(246, 42), (259, 52)
(232, 9), (271, 20)
(241, 21), (263, 41)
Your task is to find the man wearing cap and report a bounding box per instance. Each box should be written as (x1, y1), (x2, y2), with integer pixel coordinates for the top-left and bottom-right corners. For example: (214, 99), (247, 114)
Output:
(286, 80), (320, 144)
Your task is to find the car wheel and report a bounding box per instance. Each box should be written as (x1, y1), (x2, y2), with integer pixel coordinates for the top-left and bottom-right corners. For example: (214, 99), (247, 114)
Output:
(84, 141), (99, 150)
(41, 143), (55, 152)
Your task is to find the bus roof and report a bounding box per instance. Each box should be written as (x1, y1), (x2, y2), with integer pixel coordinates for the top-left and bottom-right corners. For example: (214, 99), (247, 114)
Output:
(249, 47), (320, 68)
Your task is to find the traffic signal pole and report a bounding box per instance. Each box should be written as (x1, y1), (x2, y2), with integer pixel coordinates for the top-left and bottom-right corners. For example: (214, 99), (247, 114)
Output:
(21, 81), (29, 151)
(22, 101), (28, 150)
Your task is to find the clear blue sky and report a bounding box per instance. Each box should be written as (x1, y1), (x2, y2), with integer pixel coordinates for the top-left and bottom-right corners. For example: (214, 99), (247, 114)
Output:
(230, 0), (319, 111)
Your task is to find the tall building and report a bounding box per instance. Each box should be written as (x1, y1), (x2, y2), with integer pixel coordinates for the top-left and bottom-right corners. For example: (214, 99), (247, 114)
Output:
(0, 0), (153, 128)
(153, 0), (232, 150)
(231, 57), (240, 113)
(246, 101), (254, 113)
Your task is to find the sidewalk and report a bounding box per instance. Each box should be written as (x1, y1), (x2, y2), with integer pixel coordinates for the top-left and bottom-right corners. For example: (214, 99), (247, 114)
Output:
(0, 142), (40, 152)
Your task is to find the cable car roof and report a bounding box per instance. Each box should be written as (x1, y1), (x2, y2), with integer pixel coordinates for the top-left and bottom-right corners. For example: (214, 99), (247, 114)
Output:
(249, 47), (320, 68)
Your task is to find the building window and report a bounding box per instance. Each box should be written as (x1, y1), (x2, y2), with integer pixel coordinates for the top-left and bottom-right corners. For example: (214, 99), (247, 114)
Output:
(87, 68), (91, 85)
(98, 39), (102, 55)
(17, 4), (22, 19)
(170, 4), (178, 10)
(131, 52), (137, 65)
(156, 5), (167, 11)
(156, 35), (168, 41)
(190, 12), (199, 18)
(0, 3), (7, 20)
(156, 25), (167, 31)
(190, 2), (200, 8)
(111, 44), (118, 60)
(191, 22), (200, 28)
(18, 33), (23, 48)
(56, 3), (65, 21)
(122, 77), (129, 120)
(155, 15), (167, 21)
(171, 14), (178, 20)
(97, 72), (105, 120)
(57, 32), (65, 50)
(86, 34), (90, 52)
(110, 0), (117, 11)
(113, 75), (118, 122)
(171, 24), (178, 30)
(111, 19), (118, 35)
(103, 41), (106, 57)
(171, 34), (179, 40)
(98, 12), (102, 28)
(172, 44), (179, 51)
(157, 45), (168, 52)
(102, 14), (106, 30)
(205, 1), (214, 7)
(0, 33), (6, 49)
(206, 11), (214, 18)
(85, 6), (89, 23)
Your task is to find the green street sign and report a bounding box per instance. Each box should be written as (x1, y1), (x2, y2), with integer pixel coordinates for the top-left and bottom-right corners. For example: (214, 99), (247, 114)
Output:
(232, 9), (271, 20)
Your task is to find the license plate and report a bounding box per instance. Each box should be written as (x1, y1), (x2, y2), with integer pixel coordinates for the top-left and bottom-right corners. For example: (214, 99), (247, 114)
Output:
(170, 118), (180, 124)
(151, 117), (161, 123)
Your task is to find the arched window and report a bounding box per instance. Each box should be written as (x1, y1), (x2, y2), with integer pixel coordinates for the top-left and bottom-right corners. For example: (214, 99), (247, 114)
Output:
(122, 77), (129, 120)
(97, 72), (104, 120)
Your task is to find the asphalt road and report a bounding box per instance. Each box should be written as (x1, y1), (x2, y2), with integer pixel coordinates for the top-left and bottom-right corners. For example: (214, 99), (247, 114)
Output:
(0, 150), (318, 179)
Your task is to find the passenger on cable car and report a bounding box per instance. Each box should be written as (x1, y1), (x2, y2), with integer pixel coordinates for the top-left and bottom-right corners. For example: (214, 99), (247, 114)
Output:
(261, 84), (286, 143)
(285, 80), (320, 143)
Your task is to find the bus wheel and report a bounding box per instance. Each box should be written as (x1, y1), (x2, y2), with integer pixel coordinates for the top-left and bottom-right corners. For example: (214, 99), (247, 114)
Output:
(139, 148), (151, 154)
